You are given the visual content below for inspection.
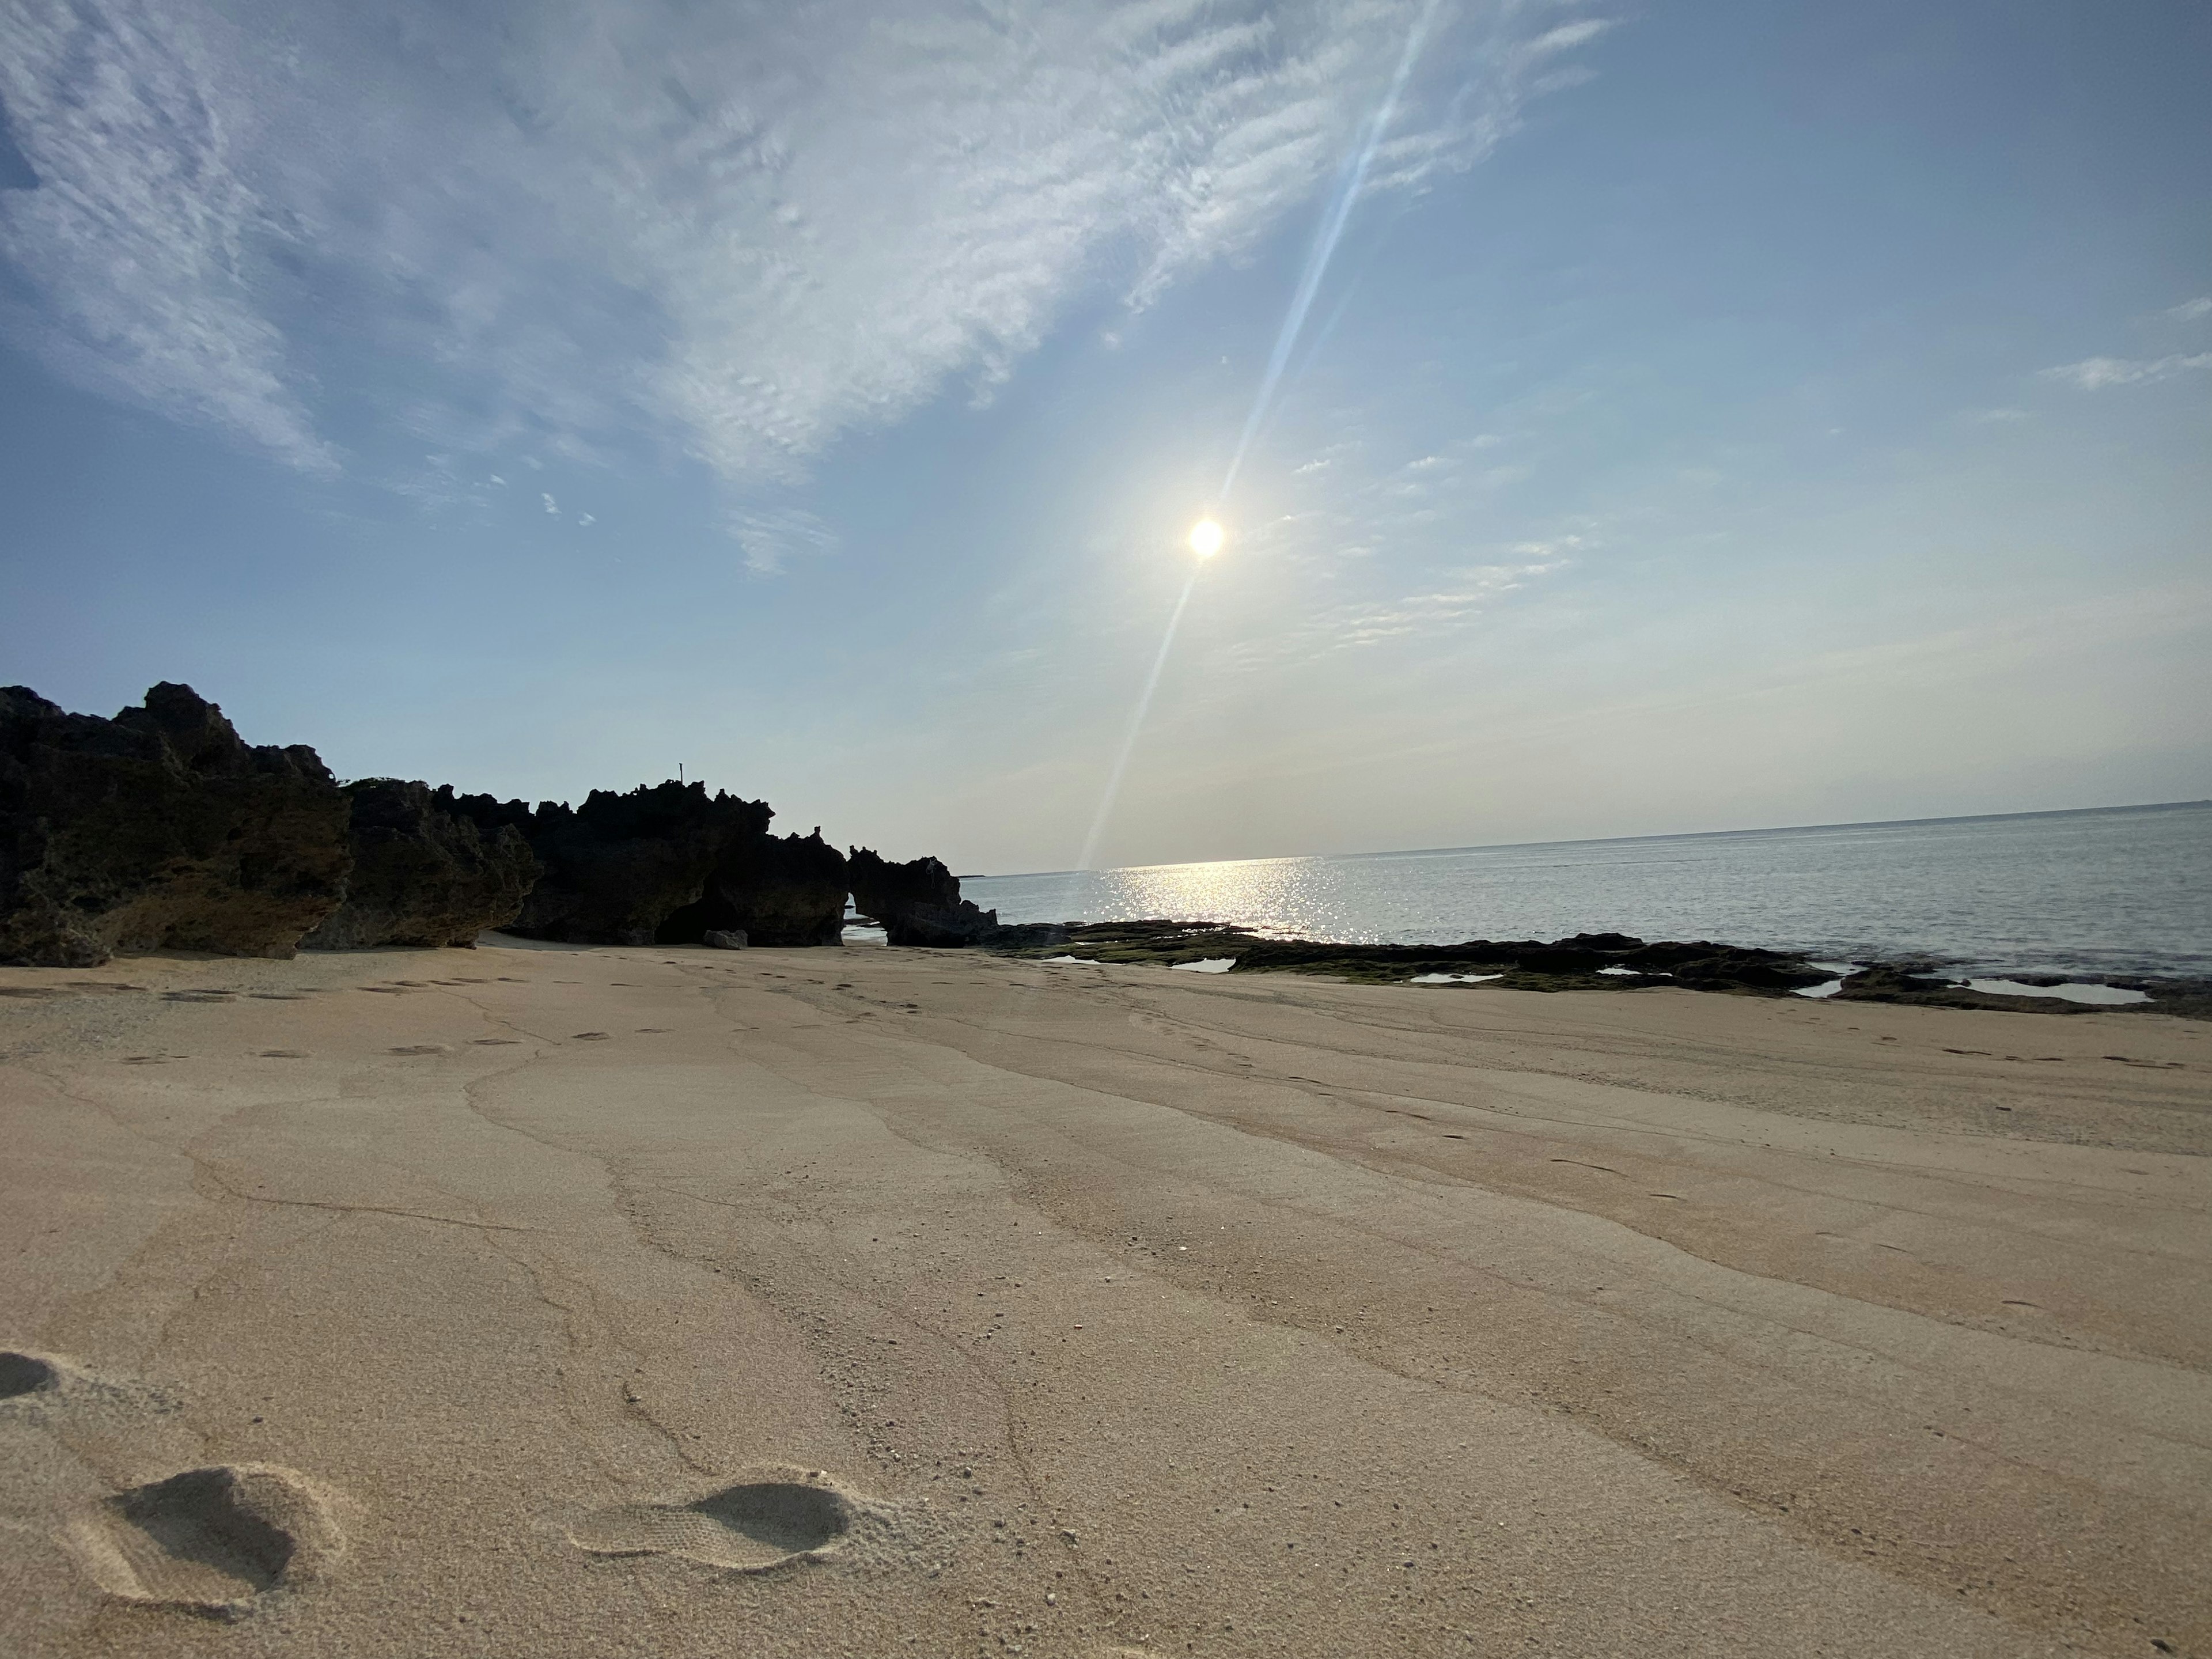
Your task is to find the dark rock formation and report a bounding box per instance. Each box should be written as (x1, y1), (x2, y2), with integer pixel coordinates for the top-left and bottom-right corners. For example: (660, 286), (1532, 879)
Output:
(300, 781), (539, 950)
(703, 929), (748, 950)
(660, 831), (849, 948)
(461, 783), (770, 947)
(979, 921), (1070, 949)
(847, 848), (999, 946)
(1831, 962), (1961, 1003)
(0, 683), (351, 967)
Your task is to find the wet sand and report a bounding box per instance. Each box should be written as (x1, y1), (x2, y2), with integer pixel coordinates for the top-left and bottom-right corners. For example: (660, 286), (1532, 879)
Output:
(2, 940), (2207, 1657)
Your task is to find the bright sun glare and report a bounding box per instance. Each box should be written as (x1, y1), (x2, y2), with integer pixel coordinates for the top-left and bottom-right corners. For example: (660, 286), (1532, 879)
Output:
(1188, 517), (1225, 559)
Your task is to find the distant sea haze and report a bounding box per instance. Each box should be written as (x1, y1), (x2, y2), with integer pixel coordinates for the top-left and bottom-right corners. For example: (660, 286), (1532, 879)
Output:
(967, 802), (2212, 982)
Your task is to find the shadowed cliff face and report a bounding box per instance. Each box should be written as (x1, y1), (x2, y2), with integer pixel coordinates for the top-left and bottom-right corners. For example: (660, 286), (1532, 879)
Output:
(660, 830), (848, 948)
(301, 781), (540, 950)
(0, 683), (351, 967)
(458, 783), (770, 948)
(847, 848), (997, 946)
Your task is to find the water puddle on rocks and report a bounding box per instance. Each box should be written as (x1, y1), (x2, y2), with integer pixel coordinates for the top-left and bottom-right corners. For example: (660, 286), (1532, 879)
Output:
(1793, 970), (2150, 1005)
(1965, 978), (2149, 1006)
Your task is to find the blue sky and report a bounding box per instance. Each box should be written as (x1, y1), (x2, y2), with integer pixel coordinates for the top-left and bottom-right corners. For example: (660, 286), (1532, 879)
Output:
(2, 0), (2206, 873)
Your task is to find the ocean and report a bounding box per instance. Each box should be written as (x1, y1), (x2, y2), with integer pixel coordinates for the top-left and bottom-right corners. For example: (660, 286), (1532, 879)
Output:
(964, 801), (2212, 982)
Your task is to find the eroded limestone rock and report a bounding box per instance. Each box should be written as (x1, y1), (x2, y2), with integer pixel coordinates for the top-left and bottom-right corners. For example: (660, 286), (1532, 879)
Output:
(301, 780), (539, 950)
(664, 830), (849, 948)
(847, 847), (998, 946)
(462, 783), (769, 948)
(0, 684), (350, 967)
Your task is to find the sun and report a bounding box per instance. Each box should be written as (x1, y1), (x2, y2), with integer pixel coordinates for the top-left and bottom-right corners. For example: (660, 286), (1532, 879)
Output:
(1188, 517), (1225, 559)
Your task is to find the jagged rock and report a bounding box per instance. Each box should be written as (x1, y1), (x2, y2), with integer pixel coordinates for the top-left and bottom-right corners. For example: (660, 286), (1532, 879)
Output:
(300, 781), (539, 950)
(847, 848), (999, 946)
(457, 783), (770, 947)
(0, 683), (351, 967)
(703, 929), (748, 950)
(663, 831), (848, 947)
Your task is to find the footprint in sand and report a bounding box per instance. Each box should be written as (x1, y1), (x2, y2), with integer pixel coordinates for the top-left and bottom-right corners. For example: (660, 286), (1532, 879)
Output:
(571, 1031), (610, 1041)
(570, 1474), (862, 1571)
(0, 1349), (62, 1399)
(471, 1037), (522, 1046)
(387, 1044), (448, 1055)
(257, 1050), (309, 1059)
(62, 1464), (343, 1618)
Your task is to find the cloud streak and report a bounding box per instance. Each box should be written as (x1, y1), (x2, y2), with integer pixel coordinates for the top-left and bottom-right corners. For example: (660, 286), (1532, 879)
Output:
(728, 506), (838, 575)
(2041, 352), (2212, 391)
(0, 0), (1607, 485)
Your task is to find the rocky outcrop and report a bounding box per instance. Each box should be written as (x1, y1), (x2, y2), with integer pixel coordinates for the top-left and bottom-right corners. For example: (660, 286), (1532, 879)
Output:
(448, 785), (857, 949)
(300, 781), (539, 950)
(460, 783), (770, 947)
(984, 921), (1834, 993)
(0, 683), (351, 967)
(661, 831), (849, 947)
(847, 848), (998, 946)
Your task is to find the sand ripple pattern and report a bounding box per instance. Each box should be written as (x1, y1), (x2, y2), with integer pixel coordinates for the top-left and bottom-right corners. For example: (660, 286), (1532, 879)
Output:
(570, 1475), (860, 1571)
(63, 1464), (343, 1618)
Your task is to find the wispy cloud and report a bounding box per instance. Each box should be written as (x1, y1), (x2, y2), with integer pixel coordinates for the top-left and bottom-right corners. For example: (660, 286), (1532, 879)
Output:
(1226, 536), (1579, 669)
(1324, 551), (1569, 646)
(2041, 353), (2212, 390)
(0, 0), (1607, 483)
(2164, 297), (2212, 323)
(728, 506), (839, 575)
(0, 0), (336, 474)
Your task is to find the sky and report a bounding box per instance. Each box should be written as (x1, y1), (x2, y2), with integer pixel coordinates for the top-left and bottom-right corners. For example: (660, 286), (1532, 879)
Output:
(1, 0), (2207, 875)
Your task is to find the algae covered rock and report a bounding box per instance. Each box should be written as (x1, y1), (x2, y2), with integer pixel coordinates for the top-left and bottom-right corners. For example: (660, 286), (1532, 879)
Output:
(301, 780), (540, 950)
(0, 683), (351, 967)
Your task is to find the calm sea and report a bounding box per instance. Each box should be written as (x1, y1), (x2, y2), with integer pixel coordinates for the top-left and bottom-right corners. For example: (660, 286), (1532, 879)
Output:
(965, 802), (2212, 982)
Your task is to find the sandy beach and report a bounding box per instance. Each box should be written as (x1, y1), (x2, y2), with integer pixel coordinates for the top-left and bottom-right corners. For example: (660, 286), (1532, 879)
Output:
(2, 940), (2207, 1657)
